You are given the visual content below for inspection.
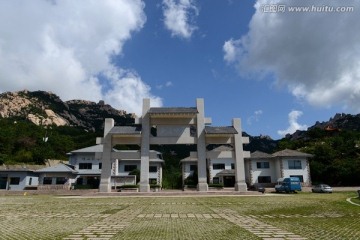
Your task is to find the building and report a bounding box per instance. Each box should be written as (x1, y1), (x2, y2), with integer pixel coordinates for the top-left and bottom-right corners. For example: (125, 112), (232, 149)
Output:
(36, 163), (78, 190)
(67, 145), (164, 188)
(181, 148), (312, 189)
(98, 98), (250, 192)
(246, 149), (312, 187)
(0, 164), (41, 190)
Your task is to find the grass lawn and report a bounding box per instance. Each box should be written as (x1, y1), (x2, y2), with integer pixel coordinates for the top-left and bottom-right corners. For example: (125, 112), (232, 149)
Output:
(0, 192), (359, 239)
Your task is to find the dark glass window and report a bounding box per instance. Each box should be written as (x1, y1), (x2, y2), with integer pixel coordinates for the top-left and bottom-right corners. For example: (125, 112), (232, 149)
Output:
(79, 163), (92, 170)
(56, 177), (66, 184)
(43, 177), (52, 185)
(190, 165), (197, 171)
(213, 164), (225, 170)
(124, 165), (137, 172)
(10, 177), (20, 185)
(149, 166), (157, 172)
(288, 160), (302, 169)
(256, 162), (270, 169)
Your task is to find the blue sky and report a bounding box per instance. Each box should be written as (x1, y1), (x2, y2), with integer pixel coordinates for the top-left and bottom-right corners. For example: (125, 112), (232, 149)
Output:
(0, 0), (358, 139)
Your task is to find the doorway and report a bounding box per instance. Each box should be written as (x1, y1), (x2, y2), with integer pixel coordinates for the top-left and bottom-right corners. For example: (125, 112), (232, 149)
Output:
(223, 176), (235, 187)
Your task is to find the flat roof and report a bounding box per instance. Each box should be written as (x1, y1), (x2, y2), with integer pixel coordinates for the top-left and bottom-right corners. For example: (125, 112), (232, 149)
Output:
(205, 126), (238, 135)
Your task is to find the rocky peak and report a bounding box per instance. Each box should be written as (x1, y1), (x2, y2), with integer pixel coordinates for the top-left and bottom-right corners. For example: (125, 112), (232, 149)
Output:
(0, 90), (134, 131)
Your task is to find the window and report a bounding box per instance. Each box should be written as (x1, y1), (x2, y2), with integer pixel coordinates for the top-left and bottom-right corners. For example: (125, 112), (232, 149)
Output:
(56, 177), (66, 185)
(288, 160), (302, 169)
(124, 165), (137, 172)
(29, 178), (32, 185)
(190, 126), (197, 137)
(149, 166), (157, 173)
(79, 163), (92, 170)
(10, 177), (20, 185)
(190, 165), (197, 171)
(258, 176), (271, 183)
(256, 162), (270, 169)
(231, 163), (235, 170)
(213, 164), (225, 170)
(212, 177), (220, 184)
(43, 177), (52, 185)
(99, 163), (102, 169)
(290, 175), (304, 182)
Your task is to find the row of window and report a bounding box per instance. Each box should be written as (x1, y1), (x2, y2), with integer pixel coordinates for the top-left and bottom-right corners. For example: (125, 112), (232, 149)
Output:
(212, 163), (235, 170)
(78, 163), (158, 172)
(211, 160), (302, 171)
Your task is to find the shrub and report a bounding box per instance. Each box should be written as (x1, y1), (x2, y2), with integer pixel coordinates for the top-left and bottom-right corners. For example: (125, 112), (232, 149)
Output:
(208, 183), (224, 188)
(119, 184), (139, 189)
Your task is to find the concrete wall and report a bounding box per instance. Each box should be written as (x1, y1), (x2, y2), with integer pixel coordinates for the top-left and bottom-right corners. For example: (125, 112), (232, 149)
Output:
(250, 159), (277, 185)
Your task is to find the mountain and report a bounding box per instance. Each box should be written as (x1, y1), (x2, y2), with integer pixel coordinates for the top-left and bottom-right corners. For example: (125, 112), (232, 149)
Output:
(285, 113), (360, 141)
(0, 90), (135, 132)
(243, 133), (278, 153)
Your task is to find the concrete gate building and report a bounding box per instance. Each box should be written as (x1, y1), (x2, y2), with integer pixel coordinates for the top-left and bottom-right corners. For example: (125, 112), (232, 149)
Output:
(98, 98), (250, 192)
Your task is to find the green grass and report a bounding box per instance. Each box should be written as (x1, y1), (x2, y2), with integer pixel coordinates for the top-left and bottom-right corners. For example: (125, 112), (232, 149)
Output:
(0, 192), (359, 239)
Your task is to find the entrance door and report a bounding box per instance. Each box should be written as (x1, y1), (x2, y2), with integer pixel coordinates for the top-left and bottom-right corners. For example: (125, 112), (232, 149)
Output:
(0, 177), (7, 189)
(223, 176), (235, 187)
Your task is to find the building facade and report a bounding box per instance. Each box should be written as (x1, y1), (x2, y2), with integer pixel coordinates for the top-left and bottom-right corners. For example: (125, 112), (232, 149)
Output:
(181, 148), (312, 189)
(68, 145), (164, 188)
(98, 98), (250, 192)
(246, 149), (312, 187)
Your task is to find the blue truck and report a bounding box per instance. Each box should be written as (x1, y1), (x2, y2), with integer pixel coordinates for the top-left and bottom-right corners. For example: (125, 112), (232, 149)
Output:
(275, 177), (302, 193)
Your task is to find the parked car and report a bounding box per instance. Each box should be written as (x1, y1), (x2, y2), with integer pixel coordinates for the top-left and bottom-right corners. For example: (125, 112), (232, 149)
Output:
(312, 184), (333, 193)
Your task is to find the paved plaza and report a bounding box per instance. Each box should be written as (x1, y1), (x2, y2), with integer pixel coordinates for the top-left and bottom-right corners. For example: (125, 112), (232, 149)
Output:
(0, 191), (359, 239)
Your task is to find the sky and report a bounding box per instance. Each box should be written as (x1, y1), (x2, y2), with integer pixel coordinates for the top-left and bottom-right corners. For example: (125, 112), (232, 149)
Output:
(0, 0), (359, 139)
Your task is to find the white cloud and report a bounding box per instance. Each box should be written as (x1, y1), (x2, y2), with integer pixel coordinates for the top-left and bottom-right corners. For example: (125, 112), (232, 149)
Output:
(156, 81), (173, 89)
(162, 0), (198, 39)
(102, 69), (162, 115)
(223, 39), (242, 63)
(247, 110), (263, 125)
(0, 0), (161, 115)
(224, 0), (360, 112)
(277, 110), (307, 137)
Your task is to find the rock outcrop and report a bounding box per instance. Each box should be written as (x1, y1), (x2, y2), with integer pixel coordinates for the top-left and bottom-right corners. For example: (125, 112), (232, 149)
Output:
(0, 90), (134, 131)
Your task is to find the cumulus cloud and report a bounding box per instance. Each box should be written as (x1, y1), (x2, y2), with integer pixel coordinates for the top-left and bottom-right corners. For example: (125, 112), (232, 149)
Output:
(103, 69), (162, 114)
(0, 0), (162, 115)
(277, 110), (308, 137)
(247, 110), (263, 125)
(224, 0), (360, 112)
(162, 0), (199, 39)
(223, 39), (242, 63)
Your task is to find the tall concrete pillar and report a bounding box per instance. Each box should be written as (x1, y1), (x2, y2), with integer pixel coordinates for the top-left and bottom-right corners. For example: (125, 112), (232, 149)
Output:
(196, 98), (208, 191)
(139, 98), (150, 192)
(233, 118), (247, 191)
(99, 118), (114, 192)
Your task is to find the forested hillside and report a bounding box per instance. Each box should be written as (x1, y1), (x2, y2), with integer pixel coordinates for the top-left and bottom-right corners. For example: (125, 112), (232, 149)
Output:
(0, 118), (100, 164)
